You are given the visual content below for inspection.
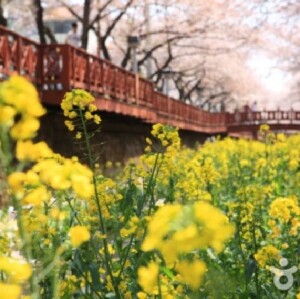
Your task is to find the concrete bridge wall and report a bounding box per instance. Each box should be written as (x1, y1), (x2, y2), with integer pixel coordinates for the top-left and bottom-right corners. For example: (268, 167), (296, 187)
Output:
(38, 107), (212, 166)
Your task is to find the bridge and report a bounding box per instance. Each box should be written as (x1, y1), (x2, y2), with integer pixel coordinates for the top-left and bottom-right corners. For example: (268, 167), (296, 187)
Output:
(1, 25), (300, 154)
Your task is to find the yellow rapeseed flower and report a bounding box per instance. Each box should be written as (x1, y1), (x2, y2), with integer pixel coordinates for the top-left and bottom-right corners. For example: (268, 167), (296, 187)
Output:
(69, 225), (91, 247)
(0, 256), (32, 282)
(0, 283), (21, 299)
(10, 117), (40, 140)
(0, 76), (45, 141)
(22, 186), (50, 206)
(142, 201), (234, 262)
(0, 75), (45, 117)
(7, 172), (26, 196)
(75, 132), (82, 139)
(64, 120), (74, 131)
(61, 89), (101, 131)
(94, 114), (101, 124)
(259, 124), (270, 133)
(176, 259), (207, 290)
(0, 106), (16, 126)
(16, 140), (53, 161)
(137, 292), (147, 299)
(138, 262), (159, 295)
(254, 245), (280, 268)
(269, 197), (300, 223)
(84, 111), (93, 120)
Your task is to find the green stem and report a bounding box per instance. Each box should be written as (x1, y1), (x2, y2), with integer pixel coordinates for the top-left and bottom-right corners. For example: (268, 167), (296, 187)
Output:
(117, 155), (161, 281)
(251, 224), (260, 297)
(66, 196), (83, 225)
(137, 153), (160, 216)
(79, 109), (121, 298)
(147, 158), (162, 216)
(117, 235), (135, 280)
(0, 127), (13, 174)
(157, 271), (162, 299)
(12, 195), (40, 298)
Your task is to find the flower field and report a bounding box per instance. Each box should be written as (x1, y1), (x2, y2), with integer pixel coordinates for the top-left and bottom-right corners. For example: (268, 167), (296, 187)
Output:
(0, 76), (300, 298)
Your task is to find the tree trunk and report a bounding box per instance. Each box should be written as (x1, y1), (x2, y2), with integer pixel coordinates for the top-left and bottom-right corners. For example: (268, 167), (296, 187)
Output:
(0, 0), (7, 27)
(34, 0), (46, 44)
(101, 37), (111, 60)
(81, 0), (92, 49)
(44, 26), (57, 44)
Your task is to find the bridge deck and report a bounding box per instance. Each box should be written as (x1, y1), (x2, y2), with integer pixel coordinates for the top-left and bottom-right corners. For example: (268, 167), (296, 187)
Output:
(0, 25), (300, 136)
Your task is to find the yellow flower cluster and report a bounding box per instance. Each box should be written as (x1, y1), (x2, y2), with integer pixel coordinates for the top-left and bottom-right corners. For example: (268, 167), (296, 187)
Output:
(174, 153), (220, 202)
(137, 261), (186, 298)
(268, 196), (300, 237)
(94, 176), (123, 219)
(0, 75), (45, 140)
(142, 202), (234, 261)
(120, 215), (139, 238)
(175, 259), (207, 290)
(259, 124), (270, 133)
(140, 201), (234, 291)
(138, 262), (159, 294)
(61, 89), (101, 136)
(16, 140), (53, 162)
(0, 256), (32, 299)
(0, 256), (32, 282)
(8, 155), (94, 203)
(69, 225), (91, 247)
(59, 274), (85, 297)
(269, 197), (300, 223)
(254, 245), (281, 268)
(146, 123), (180, 155)
(0, 283), (21, 299)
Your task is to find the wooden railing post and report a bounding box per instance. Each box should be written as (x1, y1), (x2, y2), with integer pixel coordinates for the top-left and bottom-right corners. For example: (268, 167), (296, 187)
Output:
(62, 45), (71, 90)
(37, 45), (44, 87)
(135, 74), (139, 104)
(100, 58), (104, 93)
(15, 36), (22, 74)
(3, 36), (9, 75)
(85, 54), (90, 91)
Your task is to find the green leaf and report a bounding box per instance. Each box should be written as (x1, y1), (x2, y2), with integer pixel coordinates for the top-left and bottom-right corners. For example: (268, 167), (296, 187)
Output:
(105, 292), (116, 298)
(245, 257), (257, 285)
(275, 182), (282, 196)
(261, 283), (276, 299)
(121, 182), (137, 222)
(161, 266), (175, 279)
(73, 249), (85, 273)
(89, 263), (102, 291)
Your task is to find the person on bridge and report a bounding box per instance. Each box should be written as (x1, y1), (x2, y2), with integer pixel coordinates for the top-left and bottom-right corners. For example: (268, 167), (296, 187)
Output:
(252, 101), (258, 112)
(65, 22), (81, 48)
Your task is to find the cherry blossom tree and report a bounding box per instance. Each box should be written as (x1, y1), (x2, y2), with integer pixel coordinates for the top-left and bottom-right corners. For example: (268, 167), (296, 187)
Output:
(5, 0), (298, 110)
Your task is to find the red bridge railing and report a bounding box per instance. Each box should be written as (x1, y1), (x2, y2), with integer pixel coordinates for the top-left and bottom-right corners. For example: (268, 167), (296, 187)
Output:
(0, 26), (39, 83)
(227, 111), (300, 126)
(39, 44), (227, 132)
(1, 25), (300, 134)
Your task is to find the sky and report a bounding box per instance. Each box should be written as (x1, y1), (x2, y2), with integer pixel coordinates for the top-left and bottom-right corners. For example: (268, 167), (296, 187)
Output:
(248, 52), (291, 102)
(249, 53), (288, 93)
(248, 52), (292, 109)
(242, 1), (298, 110)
